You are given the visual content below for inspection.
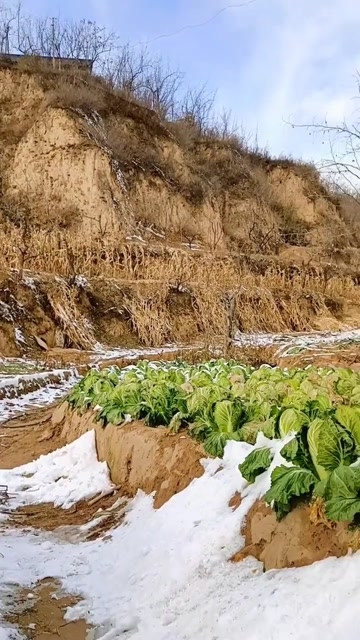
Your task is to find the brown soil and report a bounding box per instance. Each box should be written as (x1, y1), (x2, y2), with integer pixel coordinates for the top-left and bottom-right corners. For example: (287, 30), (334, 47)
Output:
(7, 492), (126, 538)
(228, 492), (242, 511)
(0, 405), (65, 468)
(55, 403), (205, 508)
(5, 579), (89, 640)
(282, 344), (360, 370)
(231, 500), (359, 571)
(1, 402), (204, 509)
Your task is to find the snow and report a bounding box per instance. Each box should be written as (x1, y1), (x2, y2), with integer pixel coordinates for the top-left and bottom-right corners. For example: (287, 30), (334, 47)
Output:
(23, 276), (37, 291)
(73, 274), (89, 289)
(0, 431), (112, 509)
(93, 327), (360, 363)
(14, 328), (27, 345)
(91, 344), (188, 363)
(0, 301), (13, 322)
(2, 431), (360, 639)
(234, 327), (360, 353)
(0, 370), (78, 423)
(0, 369), (73, 392)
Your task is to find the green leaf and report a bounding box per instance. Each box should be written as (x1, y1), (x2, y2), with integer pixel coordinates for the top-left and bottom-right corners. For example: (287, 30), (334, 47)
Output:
(307, 418), (328, 480)
(326, 465), (360, 499)
(102, 406), (124, 426)
(335, 405), (360, 451)
(213, 400), (241, 434)
(280, 438), (298, 462)
(264, 465), (317, 519)
(317, 419), (350, 471)
(350, 386), (360, 405)
(323, 466), (360, 522)
(203, 431), (241, 457)
(336, 370), (358, 397)
(189, 416), (213, 440)
(299, 379), (317, 399)
(281, 391), (308, 411)
(186, 387), (212, 414)
(169, 412), (186, 433)
(239, 447), (273, 483)
(325, 496), (360, 522)
(231, 382), (245, 398)
(278, 408), (309, 438)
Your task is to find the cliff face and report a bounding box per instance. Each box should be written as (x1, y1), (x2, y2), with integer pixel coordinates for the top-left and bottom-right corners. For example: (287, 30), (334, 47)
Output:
(0, 67), (360, 356)
(7, 107), (129, 236)
(0, 67), (352, 253)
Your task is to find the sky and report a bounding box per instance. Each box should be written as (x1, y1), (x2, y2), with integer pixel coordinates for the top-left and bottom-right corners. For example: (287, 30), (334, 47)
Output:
(10, 0), (360, 164)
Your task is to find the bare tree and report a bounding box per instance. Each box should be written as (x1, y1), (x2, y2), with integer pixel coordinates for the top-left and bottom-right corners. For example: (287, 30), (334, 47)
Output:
(178, 85), (216, 133)
(141, 60), (184, 119)
(292, 77), (360, 204)
(0, 2), (16, 53)
(181, 218), (199, 249)
(101, 46), (185, 119)
(101, 45), (153, 94)
(5, 5), (117, 65)
(215, 108), (239, 140)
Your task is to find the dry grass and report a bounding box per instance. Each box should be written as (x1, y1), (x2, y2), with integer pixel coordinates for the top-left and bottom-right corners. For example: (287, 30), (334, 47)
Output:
(227, 344), (279, 367)
(1, 225), (360, 346)
(46, 280), (96, 349)
(123, 285), (172, 347)
(309, 498), (335, 529)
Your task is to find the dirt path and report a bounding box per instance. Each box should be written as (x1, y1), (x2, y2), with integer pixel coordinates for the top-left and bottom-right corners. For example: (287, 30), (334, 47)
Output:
(0, 405), (122, 638)
(5, 580), (89, 640)
(0, 405), (63, 469)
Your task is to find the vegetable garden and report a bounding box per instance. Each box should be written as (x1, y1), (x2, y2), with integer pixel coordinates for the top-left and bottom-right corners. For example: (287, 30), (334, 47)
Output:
(68, 360), (360, 524)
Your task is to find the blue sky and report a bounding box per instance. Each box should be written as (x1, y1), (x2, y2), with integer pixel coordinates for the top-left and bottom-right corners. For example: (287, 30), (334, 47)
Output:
(15, 0), (360, 163)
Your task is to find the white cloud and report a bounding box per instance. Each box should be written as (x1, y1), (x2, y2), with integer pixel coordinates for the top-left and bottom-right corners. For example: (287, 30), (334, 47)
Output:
(223, 0), (360, 159)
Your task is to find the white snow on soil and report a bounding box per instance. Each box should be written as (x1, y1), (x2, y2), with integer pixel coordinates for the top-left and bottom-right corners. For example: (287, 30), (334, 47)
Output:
(0, 370), (78, 423)
(0, 370), (74, 393)
(0, 431), (112, 509)
(234, 327), (360, 353)
(1, 433), (360, 639)
(91, 344), (186, 363)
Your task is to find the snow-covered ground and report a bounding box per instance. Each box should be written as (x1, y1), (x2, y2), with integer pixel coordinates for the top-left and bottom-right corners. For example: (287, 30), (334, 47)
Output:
(91, 344), (189, 363)
(234, 327), (360, 354)
(0, 369), (78, 423)
(0, 431), (112, 509)
(94, 328), (360, 362)
(1, 432), (360, 640)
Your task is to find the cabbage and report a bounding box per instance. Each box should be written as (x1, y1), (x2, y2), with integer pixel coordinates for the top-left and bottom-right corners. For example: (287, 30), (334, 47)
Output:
(335, 405), (360, 452)
(68, 360), (360, 523)
(278, 408), (309, 438)
(239, 447), (273, 483)
(324, 466), (360, 521)
(264, 465), (317, 519)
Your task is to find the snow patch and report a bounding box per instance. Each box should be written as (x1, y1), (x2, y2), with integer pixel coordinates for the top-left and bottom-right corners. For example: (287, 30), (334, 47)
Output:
(91, 344), (187, 363)
(0, 370), (78, 423)
(234, 327), (360, 353)
(73, 274), (89, 289)
(0, 301), (13, 322)
(1, 398), (360, 638)
(0, 431), (112, 510)
(14, 328), (27, 345)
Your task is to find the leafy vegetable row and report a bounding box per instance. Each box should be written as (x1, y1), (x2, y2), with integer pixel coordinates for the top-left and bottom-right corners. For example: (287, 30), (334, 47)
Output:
(68, 357), (360, 509)
(239, 403), (360, 523)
